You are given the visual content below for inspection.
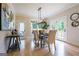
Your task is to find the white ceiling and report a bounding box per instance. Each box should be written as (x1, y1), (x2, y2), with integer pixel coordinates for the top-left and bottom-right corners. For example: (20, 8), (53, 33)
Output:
(13, 3), (78, 19)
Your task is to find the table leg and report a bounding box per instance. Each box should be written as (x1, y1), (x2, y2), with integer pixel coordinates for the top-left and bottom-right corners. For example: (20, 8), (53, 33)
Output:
(7, 37), (12, 53)
(18, 37), (20, 50)
(41, 39), (43, 48)
(13, 37), (15, 45)
(19, 37), (21, 44)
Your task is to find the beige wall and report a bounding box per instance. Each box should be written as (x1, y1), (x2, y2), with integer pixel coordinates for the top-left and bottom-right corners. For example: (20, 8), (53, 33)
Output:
(49, 4), (79, 46)
(15, 14), (31, 39)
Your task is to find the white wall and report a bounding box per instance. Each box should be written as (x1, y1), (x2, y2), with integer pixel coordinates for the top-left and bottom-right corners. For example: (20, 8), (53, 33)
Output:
(0, 31), (6, 53)
(67, 5), (79, 46)
(49, 4), (79, 46)
(0, 31), (11, 53)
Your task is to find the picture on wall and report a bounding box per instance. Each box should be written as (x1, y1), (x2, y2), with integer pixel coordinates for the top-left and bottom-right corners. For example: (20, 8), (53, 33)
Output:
(1, 3), (14, 30)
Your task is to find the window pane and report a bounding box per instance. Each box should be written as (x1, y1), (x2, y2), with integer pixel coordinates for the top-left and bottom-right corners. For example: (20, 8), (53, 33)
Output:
(32, 22), (37, 29)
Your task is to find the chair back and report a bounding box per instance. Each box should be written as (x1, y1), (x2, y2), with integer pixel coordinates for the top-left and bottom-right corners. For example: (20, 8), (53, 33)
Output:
(48, 30), (56, 44)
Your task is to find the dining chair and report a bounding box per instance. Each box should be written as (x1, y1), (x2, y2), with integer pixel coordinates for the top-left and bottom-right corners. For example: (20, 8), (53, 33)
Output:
(46, 30), (56, 52)
(32, 30), (40, 47)
(39, 30), (48, 48)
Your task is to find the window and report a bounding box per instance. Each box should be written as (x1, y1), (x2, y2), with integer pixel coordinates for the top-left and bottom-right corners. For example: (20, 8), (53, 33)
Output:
(31, 21), (38, 29)
(53, 21), (64, 31)
(19, 23), (24, 32)
(19, 23), (24, 36)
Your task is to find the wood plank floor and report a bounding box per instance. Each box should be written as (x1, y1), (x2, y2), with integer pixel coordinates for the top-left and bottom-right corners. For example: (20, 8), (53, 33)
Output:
(4, 38), (79, 56)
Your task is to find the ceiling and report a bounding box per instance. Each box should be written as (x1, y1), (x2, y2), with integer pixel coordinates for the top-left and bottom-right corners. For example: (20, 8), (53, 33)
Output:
(13, 3), (78, 19)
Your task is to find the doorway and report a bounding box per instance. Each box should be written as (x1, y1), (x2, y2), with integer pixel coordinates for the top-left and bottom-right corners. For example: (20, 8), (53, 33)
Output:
(19, 23), (24, 39)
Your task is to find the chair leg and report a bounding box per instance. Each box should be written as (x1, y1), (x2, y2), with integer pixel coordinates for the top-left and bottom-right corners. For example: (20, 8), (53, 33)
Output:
(47, 43), (51, 52)
(37, 40), (39, 47)
(34, 40), (39, 48)
(54, 41), (56, 50)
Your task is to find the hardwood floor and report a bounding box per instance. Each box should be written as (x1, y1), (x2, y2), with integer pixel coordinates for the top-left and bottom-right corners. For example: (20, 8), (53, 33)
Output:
(4, 38), (79, 56)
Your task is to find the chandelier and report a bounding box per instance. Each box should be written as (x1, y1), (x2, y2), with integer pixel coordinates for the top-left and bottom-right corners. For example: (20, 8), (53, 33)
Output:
(37, 7), (49, 29)
(38, 7), (42, 21)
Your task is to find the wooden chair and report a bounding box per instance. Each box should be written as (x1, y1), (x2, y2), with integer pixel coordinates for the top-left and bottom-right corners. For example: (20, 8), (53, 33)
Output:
(39, 30), (47, 48)
(46, 30), (56, 52)
(32, 30), (40, 47)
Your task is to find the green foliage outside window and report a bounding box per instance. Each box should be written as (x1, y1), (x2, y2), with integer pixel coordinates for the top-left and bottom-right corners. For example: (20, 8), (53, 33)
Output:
(38, 21), (49, 29)
(31, 21), (38, 29)
(53, 21), (64, 31)
(31, 21), (49, 29)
